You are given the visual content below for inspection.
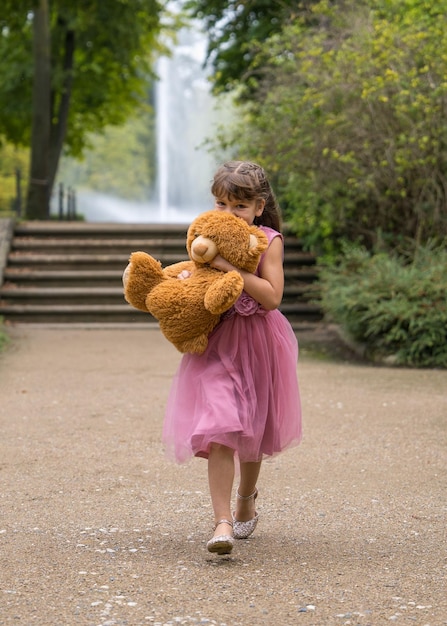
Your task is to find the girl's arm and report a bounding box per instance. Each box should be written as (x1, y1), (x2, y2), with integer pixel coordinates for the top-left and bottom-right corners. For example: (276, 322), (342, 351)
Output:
(210, 236), (284, 310)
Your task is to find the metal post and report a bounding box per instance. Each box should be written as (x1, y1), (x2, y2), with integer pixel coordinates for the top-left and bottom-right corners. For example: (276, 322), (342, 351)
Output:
(15, 168), (22, 217)
(58, 183), (64, 220)
(67, 187), (73, 220)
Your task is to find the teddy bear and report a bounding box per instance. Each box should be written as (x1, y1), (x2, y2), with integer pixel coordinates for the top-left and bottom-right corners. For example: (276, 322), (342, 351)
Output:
(123, 210), (269, 354)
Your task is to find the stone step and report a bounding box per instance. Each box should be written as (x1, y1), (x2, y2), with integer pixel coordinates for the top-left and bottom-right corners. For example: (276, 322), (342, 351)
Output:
(0, 303), (150, 323)
(0, 284), (315, 305)
(0, 220), (323, 324)
(11, 237), (190, 254)
(7, 251), (317, 272)
(13, 222), (188, 237)
(0, 287), (126, 305)
(6, 252), (189, 271)
(13, 221), (304, 239)
(3, 266), (319, 287)
(0, 302), (322, 324)
(3, 269), (125, 287)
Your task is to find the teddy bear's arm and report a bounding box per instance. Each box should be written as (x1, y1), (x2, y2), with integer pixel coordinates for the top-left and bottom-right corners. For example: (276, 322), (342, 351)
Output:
(123, 251), (165, 312)
(204, 270), (244, 315)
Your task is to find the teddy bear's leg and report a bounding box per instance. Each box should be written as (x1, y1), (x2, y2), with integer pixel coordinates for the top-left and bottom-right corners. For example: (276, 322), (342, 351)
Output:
(147, 280), (218, 354)
(204, 270), (244, 315)
(146, 280), (191, 318)
(178, 334), (210, 355)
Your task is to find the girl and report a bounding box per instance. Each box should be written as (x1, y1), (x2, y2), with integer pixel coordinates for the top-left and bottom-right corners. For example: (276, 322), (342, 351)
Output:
(163, 160), (302, 555)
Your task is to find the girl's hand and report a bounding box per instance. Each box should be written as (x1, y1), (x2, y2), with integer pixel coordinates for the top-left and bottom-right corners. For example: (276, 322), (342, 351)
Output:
(177, 269), (192, 280)
(209, 254), (235, 273)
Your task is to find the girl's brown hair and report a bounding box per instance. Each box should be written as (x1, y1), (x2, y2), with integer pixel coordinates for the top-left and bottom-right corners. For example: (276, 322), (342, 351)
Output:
(211, 161), (282, 232)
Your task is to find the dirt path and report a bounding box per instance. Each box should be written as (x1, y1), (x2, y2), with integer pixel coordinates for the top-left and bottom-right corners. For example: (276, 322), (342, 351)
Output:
(0, 326), (446, 625)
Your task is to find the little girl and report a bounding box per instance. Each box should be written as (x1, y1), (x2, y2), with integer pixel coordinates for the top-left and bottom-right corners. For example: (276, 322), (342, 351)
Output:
(162, 160), (302, 555)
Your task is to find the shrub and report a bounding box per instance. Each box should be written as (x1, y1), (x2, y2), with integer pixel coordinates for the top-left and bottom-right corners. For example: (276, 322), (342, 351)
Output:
(318, 243), (447, 368)
(220, 0), (447, 255)
(0, 318), (9, 353)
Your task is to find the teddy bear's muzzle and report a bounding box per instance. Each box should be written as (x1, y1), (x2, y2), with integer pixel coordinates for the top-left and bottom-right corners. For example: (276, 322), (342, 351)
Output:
(190, 236), (218, 264)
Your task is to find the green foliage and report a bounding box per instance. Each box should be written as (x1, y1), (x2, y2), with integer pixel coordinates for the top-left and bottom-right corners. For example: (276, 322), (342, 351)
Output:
(186, 0), (315, 99)
(0, 1), (163, 157)
(0, 0), (164, 218)
(216, 0), (447, 254)
(0, 141), (28, 215)
(318, 243), (447, 368)
(57, 110), (157, 200)
(0, 318), (10, 353)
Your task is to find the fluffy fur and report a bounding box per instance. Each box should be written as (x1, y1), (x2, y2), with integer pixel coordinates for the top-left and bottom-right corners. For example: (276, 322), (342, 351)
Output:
(123, 210), (269, 353)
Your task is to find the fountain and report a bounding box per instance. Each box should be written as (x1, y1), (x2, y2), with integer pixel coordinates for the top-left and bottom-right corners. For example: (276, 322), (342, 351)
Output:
(155, 26), (218, 222)
(63, 20), (220, 223)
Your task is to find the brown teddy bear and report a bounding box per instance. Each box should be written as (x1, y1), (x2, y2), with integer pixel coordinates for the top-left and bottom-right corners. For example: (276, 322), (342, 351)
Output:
(123, 210), (269, 354)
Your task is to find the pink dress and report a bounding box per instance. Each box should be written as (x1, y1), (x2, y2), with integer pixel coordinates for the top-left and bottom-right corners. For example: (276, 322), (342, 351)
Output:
(162, 226), (302, 463)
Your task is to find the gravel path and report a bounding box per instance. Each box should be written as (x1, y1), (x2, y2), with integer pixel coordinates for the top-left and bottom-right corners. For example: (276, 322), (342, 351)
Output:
(0, 326), (446, 626)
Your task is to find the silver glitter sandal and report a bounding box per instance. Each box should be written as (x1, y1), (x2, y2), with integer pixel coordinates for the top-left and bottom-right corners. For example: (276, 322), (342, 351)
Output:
(206, 519), (234, 555)
(233, 488), (259, 539)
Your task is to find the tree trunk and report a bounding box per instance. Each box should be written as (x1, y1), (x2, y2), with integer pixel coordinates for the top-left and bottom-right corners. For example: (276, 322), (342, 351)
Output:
(26, 0), (51, 220)
(49, 27), (75, 195)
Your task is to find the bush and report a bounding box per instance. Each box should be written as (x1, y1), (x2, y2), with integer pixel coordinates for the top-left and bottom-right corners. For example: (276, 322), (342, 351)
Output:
(0, 318), (9, 353)
(221, 0), (447, 255)
(318, 243), (447, 368)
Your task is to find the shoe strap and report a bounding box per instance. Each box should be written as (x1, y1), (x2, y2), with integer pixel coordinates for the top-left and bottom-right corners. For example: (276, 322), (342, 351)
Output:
(236, 488), (258, 501)
(214, 518), (233, 529)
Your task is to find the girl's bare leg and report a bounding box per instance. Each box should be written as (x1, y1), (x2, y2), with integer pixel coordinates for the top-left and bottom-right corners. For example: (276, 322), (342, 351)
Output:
(208, 443), (235, 537)
(235, 460), (262, 521)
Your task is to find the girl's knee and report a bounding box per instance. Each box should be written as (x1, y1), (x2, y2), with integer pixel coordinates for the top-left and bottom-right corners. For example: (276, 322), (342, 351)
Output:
(209, 443), (234, 456)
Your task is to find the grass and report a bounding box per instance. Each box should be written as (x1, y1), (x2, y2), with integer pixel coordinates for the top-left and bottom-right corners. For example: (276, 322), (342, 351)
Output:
(297, 325), (367, 364)
(0, 318), (9, 353)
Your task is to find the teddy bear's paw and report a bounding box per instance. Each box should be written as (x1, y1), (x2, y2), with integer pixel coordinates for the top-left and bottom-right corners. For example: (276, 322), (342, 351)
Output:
(122, 263), (131, 288)
(123, 251), (165, 312)
(204, 270), (244, 315)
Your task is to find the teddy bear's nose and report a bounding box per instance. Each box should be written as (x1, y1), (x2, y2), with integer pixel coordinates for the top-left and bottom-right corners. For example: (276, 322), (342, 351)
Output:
(194, 242), (209, 258)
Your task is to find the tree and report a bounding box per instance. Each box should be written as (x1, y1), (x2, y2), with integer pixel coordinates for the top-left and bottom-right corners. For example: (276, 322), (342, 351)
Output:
(0, 144), (28, 215)
(217, 0), (447, 254)
(27, 0), (51, 218)
(186, 0), (323, 99)
(0, 0), (163, 218)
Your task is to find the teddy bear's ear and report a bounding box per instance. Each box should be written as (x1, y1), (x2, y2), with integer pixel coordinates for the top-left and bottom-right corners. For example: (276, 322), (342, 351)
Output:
(248, 228), (269, 256)
(249, 234), (258, 250)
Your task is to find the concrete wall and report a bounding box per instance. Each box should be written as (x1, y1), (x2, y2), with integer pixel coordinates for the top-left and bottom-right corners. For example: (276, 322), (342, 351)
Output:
(0, 219), (14, 287)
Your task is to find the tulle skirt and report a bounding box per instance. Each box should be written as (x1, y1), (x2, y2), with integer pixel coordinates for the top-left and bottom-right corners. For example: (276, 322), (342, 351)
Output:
(162, 308), (302, 463)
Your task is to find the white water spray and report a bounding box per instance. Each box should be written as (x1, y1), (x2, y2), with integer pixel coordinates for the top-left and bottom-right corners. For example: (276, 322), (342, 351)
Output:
(56, 19), (223, 223)
(155, 26), (217, 221)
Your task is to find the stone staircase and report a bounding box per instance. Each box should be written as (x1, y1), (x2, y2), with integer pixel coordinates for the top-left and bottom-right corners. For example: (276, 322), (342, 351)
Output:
(0, 221), (322, 326)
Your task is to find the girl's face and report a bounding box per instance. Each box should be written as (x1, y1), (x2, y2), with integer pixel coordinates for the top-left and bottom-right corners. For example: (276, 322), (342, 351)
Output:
(214, 195), (265, 225)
